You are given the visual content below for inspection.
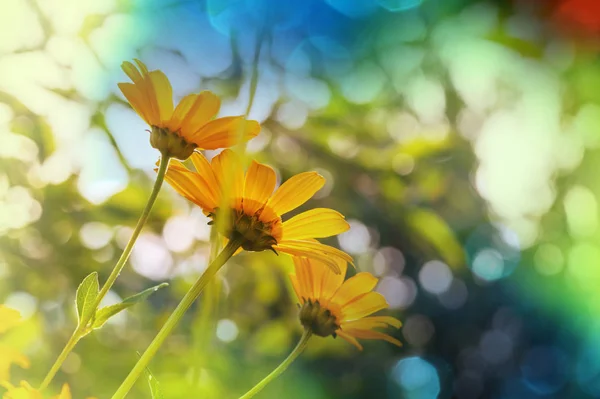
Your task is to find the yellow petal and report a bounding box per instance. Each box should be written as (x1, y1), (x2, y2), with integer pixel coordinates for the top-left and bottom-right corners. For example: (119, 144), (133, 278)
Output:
(164, 162), (218, 211)
(55, 384), (72, 399)
(340, 292), (388, 321)
(189, 117), (260, 150)
(118, 83), (151, 125)
(275, 240), (353, 274)
(190, 152), (220, 203)
(282, 208), (349, 240)
(121, 61), (142, 83)
(149, 70), (174, 123)
(340, 328), (402, 347)
(0, 305), (21, 333)
(167, 91), (220, 136)
(0, 345), (30, 381)
(267, 172), (325, 216)
(341, 316), (402, 330)
(243, 160), (276, 216)
(288, 274), (304, 303)
(336, 330), (363, 350)
(211, 149), (244, 209)
(330, 272), (378, 308)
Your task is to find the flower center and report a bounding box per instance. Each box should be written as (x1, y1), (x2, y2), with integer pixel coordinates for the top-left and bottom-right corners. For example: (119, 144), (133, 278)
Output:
(150, 126), (196, 160)
(209, 207), (279, 253)
(299, 299), (339, 338)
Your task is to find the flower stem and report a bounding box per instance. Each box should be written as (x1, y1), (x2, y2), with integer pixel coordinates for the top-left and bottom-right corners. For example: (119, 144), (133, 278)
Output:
(39, 155), (171, 391)
(111, 236), (245, 399)
(238, 329), (312, 399)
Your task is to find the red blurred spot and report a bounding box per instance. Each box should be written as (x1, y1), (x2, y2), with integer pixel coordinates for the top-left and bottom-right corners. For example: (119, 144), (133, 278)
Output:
(553, 0), (600, 38)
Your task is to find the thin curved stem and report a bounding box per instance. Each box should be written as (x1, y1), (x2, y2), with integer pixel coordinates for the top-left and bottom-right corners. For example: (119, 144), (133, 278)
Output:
(238, 329), (312, 399)
(110, 236), (245, 399)
(39, 155), (171, 391)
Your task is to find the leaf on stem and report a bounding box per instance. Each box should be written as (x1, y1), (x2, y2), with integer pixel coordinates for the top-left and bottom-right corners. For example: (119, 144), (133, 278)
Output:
(75, 272), (99, 326)
(92, 283), (168, 329)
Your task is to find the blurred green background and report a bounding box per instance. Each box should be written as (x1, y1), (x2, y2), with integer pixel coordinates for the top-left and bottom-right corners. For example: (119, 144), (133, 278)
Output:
(3, 0), (600, 398)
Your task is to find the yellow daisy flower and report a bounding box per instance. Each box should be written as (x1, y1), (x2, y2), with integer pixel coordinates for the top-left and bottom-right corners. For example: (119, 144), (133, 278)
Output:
(290, 257), (402, 350)
(118, 59), (260, 160)
(0, 382), (71, 399)
(163, 150), (352, 272)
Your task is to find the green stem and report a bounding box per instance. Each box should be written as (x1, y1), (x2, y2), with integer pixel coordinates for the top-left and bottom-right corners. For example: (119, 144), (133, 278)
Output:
(39, 155), (171, 391)
(111, 236), (245, 399)
(238, 329), (312, 399)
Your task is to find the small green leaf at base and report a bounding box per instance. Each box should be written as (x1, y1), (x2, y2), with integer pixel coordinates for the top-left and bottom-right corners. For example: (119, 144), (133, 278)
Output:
(92, 283), (168, 329)
(76, 272), (99, 326)
(147, 367), (164, 399)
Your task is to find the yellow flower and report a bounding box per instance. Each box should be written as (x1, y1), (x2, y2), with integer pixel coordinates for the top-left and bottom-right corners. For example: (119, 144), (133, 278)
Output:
(290, 257), (402, 350)
(118, 59), (260, 159)
(164, 150), (352, 272)
(1, 382), (71, 399)
(0, 306), (29, 381)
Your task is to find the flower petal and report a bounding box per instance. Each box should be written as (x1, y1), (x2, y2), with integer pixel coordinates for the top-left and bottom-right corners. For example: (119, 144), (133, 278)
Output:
(118, 82), (151, 125)
(243, 160), (276, 216)
(268, 172), (325, 216)
(0, 305), (21, 333)
(330, 272), (379, 308)
(282, 208), (349, 240)
(190, 152), (220, 204)
(340, 292), (388, 322)
(275, 240), (353, 274)
(164, 161), (218, 211)
(341, 316), (402, 330)
(288, 274), (304, 304)
(336, 330), (363, 350)
(122, 61), (142, 83)
(211, 149), (244, 209)
(167, 91), (220, 136)
(189, 116), (260, 149)
(149, 70), (174, 123)
(338, 328), (402, 347)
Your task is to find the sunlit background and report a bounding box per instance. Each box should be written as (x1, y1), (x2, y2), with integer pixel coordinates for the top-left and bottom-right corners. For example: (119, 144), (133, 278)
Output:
(3, 0), (600, 397)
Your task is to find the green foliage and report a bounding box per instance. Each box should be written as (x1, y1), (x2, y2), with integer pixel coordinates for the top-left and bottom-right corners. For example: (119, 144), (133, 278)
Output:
(75, 272), (99, 327)
(92, 283), (169, 329)
(147, 367), (165, 399)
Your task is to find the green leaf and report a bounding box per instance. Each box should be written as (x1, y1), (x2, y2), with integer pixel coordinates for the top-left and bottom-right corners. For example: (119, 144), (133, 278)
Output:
(92, 283), (168, 329)
(147, 367), (164, 399)
(75, 272), (99, 326)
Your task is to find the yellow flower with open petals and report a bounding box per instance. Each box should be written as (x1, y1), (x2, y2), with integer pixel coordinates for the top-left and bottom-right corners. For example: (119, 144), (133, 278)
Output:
(118, 59), (260, 159)
(1, 382), (72, 399)
(290, 257), (402, 350)
(164, 150), (352, 272)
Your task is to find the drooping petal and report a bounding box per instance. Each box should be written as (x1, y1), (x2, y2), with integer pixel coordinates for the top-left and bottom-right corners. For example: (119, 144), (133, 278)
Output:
(267, 172), (325, 216)
(167, 91), (220, 136)
(282, 208), (349, 240)
(149, 70), (174, 123)
(164, 162), (218, 211)
(189, 116), (260, 149)
(211, 149), (244, 209)
(336, 330), (363, 350)
(342, 316), (402, 330)
(275, 240), (353, 274)
(118, 83), (151, 125)
(339, 328), (402, 347)
(341, 292), (388, 321)
(243, 160), (276, 216)
(330, 272), (378, 308)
